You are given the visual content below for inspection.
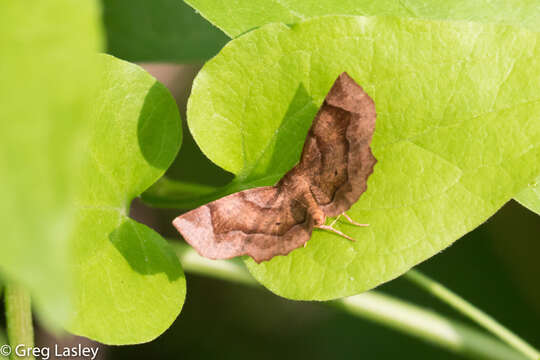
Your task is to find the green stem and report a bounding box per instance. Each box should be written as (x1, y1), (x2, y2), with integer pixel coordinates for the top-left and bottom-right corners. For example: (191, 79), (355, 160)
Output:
(141, 177), (228, 209)
(404, 270), (540, 360)
(0, 328), (6, 345)
(4, 282), (34, 360)
(177, 245), (255, 286)
(175, 244), (528, 360)
(141, 174), (281, 209)
(0, 285), (6, 360)
(0, 328), (8, 360)
(338, 294), (525, 360)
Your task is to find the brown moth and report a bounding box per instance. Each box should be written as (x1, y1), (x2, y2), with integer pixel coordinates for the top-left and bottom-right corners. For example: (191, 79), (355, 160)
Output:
(173, 72), (377, 263)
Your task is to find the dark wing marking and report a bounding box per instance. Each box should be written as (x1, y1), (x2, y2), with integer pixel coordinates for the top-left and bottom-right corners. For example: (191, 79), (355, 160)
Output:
(293, 72), (377, 217)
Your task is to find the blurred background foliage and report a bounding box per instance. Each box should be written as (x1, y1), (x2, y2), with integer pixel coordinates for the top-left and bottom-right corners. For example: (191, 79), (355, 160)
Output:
(102, 0), (228, 63)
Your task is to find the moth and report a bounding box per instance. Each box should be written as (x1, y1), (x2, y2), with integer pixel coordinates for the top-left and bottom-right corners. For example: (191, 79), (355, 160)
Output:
(173, 72), (377, 263)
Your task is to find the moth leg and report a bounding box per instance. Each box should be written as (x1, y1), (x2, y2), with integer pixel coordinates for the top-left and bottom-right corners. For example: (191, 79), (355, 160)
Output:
(315, 225), (356, 242)
(329, 215), (342, 227)
(341, 212), (369, 227)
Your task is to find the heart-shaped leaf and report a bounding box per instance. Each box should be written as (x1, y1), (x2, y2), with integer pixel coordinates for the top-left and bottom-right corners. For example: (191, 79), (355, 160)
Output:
(104, 0), (228, 62)
(515, 175), (540, 215)
(184, 0), (540, 38)
(146, 0), (540, 208)
(0, 0), (102, 325)
(187, 16), (540, 300)
(67, 54), (185, 344)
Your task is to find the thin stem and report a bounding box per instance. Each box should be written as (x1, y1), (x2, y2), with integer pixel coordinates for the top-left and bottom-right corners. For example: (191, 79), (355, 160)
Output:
(0, 285), (6, 360)
(0, 328), (6, 345)
(141, 177), (228, 209)
(0, 285), (5, 360)
(174, 244), (527, 360)
(0, 328), (8, 360)
(4, 282), (34, 360)
(404, 270), (540, 360)
(176, 246), (255, 286)
(338, 293), (525, 360)
(141, 174), (281, 209)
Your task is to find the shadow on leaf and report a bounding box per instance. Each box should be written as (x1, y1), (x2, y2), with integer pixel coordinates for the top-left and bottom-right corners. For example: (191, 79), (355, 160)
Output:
(141, 82), (318, 209)
(109, 218), (183, 282)
(137, 82), (182, 171)
(242, 82), (318, 181)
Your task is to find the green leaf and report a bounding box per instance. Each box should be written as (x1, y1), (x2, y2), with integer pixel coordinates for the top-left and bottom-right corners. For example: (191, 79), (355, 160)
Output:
(103, 0), (228, 62)
(187, 16), (540, 300)
(515, 175), (540, 215)
(185, 0), (540, 38)
(148, 0), (540, 207)
(67, 54), (185, 344)
(0, 0), (102, 326)
(141, 115), (234, 210)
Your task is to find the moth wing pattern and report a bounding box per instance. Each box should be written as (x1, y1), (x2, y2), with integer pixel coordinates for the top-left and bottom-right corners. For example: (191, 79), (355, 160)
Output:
(173, 72), (377, 262)
(294, 72), (377, 217)
(173, 186), (314, 263)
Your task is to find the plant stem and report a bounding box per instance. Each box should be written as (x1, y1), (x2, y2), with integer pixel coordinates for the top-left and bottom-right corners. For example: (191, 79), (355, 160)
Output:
(4, 282), (34, 360)
(338, 294), (525, 360)
(404, 270), (540, 360)
(0, 285), (6, 360)
(0, 328), (8, 360)
(0, 328), (6, 345)
(174, 244), (528, 360)
(177, 246), (255, 286)
(141, 174), (281, 209)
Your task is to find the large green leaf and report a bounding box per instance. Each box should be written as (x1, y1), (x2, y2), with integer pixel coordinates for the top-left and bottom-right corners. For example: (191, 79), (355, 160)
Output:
(143, 0), (540, 209)
(0, 0), (102, 325)
(67, 54), (185, 344)
(103, 0), (228, 62)
(185, 0), (540, 38)
(515, 176), (540, 215)
(187, 16), (540, 300)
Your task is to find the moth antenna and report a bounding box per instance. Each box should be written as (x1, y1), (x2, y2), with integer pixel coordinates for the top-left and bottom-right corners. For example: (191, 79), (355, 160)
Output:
(341, 212), (369, 227)
(315, 225), (357, 242)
